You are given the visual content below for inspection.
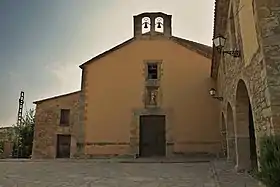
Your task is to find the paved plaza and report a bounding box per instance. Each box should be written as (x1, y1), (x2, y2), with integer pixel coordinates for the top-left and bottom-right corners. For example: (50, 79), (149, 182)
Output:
(0, 159), (260, 187)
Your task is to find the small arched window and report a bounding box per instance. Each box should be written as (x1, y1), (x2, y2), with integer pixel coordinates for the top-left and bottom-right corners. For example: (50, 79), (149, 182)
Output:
(142, 17), (151, 34)
(155, 17), (164, 33)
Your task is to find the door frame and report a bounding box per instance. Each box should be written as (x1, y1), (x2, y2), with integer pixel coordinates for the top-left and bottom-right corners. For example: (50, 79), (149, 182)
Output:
(139, 115), (166, 157)
(56, 134), (71, 158)
(129, 108), (174, 157)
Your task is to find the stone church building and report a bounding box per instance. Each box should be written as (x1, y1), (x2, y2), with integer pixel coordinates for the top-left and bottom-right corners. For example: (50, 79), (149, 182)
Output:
(32, 12), (222, 159)
(212, 0), (280, 172)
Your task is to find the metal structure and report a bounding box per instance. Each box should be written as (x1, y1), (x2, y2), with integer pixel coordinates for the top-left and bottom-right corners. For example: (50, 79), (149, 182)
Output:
(17, 91), (25, 126)
(16, 91), (24, 158)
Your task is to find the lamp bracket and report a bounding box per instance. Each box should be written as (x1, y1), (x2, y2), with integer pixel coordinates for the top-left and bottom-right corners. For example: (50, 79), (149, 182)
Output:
(213, 96), (223, 101)
(223, 50), (240, 58)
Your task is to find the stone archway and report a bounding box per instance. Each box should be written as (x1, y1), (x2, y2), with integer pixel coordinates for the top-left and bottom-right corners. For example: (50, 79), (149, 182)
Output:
(227, 103), (236, 163)
(235, 79), (258, 171)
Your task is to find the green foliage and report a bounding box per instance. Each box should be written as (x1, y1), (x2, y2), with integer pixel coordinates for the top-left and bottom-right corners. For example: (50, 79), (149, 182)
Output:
(12, 108), (35, 158)
(256, 135), (280, 187)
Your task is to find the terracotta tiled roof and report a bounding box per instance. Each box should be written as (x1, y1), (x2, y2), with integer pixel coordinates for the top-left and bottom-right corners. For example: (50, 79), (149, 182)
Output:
(171, 36), (212, 59)
(33, 90), (81, 104)
(0, 126), (13, 131)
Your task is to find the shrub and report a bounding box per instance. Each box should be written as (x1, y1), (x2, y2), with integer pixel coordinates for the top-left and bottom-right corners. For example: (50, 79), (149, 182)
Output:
(256, 135), (280, 187)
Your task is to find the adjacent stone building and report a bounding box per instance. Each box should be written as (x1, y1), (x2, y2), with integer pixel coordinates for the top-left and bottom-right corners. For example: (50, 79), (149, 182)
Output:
(32, 91), (80, 158)
(0, 127), (14, 158)
(32, 12), (222, 159)
(212, 0), (280, 172)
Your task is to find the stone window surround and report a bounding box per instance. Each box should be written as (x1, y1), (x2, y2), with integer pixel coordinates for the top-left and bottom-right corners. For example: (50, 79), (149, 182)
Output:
(144, 86), (160, 108)
(143, 59), (163, 108)
(143, 60), (163, 81)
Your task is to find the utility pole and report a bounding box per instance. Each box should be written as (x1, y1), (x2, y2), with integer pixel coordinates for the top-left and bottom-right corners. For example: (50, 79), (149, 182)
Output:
(16, 91), (24, 158)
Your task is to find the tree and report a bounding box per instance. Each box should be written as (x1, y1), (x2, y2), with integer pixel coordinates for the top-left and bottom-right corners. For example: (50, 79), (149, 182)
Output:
(12, 108), (35, 158)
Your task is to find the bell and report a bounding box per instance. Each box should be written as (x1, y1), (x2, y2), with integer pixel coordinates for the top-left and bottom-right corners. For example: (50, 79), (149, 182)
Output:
(157, 22), (162, 29)
(144, 22), (148, 29)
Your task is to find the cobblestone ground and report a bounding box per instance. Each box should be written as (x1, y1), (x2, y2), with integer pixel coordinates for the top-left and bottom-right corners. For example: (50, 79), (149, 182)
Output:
(0, 160), (217, 187)
(212, 160), (261, 187)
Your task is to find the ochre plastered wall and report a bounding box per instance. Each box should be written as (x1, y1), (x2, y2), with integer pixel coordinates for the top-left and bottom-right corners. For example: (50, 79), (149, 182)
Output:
(32, 92), (80, 159)
(238, 0), (259, 66)
(82, 39), (220, 157)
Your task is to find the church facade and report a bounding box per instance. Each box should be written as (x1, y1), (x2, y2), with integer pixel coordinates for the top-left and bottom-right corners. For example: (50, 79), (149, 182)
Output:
(32, 12), (222, 159)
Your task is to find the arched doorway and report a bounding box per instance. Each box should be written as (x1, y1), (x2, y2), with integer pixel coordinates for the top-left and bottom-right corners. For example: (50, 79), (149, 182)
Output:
(221, 113), (227, 158)
(235, 80), (257, 171)
(227, 103), (236, 163)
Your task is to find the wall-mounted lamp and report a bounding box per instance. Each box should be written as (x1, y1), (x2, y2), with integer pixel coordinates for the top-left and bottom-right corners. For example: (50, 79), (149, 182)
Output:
(213, 35), (241, 58)
(209, 88), (223, 101)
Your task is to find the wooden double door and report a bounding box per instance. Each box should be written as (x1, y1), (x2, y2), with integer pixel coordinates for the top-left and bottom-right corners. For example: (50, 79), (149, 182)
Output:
(139, 115), (166, 157)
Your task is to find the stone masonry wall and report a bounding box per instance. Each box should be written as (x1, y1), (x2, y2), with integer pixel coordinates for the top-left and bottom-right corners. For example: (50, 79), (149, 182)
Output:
(214, 0), (280, 170)
(217, 0), (266, 146)
(254, 0), (280, 134)
(32, 92), (80, 159)
(0, 127), (14, 158)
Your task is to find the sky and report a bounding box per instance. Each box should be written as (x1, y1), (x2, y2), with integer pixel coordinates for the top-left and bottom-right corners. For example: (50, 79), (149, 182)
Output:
(0, 0), (215, 127)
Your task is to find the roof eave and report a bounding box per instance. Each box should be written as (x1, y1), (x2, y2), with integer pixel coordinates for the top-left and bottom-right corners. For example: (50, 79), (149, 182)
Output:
(33, 90), (81, 104)
(210, 0), (230, 79)
(79, 38), (135, 68)
(211, 0), (219, 78)
(171, 36), (213, 59)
